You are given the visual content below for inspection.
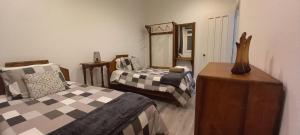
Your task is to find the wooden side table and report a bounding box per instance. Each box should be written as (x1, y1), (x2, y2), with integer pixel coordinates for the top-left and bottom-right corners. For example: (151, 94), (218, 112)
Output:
(81, 61), (110, 87)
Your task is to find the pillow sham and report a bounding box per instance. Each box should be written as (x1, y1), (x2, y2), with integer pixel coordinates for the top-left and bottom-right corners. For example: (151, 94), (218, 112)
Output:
(130, 56), (143, 70)
(115, 58), (122, 70)
(23, 71), (66, 99)
(0, 63), (68, 100)
(119, 57), (133, 70)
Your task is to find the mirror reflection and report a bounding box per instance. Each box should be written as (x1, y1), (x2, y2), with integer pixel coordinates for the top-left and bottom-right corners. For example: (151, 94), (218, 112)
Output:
(178, 25), (193, 58)
(175, 23), (195, 74)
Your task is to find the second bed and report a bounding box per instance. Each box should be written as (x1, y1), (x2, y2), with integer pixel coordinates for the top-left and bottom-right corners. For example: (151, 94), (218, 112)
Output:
(108, 55), (195, 107)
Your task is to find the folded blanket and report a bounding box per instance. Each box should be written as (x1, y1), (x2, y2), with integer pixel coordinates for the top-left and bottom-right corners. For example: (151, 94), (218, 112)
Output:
(160, 71), (192, 88)
(50, 92), (156, 135)
(169, 67), (184, 73)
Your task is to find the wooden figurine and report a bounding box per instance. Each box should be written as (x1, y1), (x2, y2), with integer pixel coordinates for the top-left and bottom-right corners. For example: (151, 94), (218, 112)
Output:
(231, 32), (252, 74)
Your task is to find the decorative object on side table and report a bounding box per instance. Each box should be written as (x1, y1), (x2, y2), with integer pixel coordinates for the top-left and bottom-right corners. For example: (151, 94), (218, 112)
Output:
(94, 51), (101, 63)
(231, 32), (252, 75)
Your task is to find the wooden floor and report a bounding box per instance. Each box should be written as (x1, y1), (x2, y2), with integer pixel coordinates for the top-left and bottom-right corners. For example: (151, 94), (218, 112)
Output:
(154, 94), (195, 135)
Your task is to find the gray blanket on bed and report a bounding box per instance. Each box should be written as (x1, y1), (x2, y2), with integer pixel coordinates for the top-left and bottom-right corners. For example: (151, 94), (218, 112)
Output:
(49, 92), (155, 135)
(160, 71), (192, 88)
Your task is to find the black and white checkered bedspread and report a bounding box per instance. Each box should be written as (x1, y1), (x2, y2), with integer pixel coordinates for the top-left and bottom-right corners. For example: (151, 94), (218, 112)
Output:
(0, 82), (168, 135)
(110, 69), (195, 106)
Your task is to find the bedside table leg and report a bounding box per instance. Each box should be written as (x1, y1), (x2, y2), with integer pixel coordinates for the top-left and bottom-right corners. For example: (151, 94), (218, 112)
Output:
(89, 67), (94, 86)
(83, 67), (87, 85)
(107, 65), (110, 88)
(101, 66), (104, 87)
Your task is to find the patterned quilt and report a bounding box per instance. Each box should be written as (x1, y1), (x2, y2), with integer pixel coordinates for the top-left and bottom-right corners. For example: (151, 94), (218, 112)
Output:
(0, 82), (168, 135)
(110, 68), (195, 106)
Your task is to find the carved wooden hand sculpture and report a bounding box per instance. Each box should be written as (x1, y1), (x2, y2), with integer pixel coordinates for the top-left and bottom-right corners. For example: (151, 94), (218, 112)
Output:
(231, 32), (252, 74)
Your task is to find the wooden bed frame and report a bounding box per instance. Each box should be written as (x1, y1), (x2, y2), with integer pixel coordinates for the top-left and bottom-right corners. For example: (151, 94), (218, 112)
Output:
(108, 55), (181, 106)
(0, 60), (70, 95)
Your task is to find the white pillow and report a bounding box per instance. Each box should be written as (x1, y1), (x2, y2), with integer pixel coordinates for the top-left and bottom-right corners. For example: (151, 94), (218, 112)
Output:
(131, 56), (143, 70)
(116, 58), (122, 70)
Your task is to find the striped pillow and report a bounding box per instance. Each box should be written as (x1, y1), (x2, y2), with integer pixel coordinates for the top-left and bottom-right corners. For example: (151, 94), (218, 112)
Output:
(119, 57), (133, 71)
(0, 63), (67, 100)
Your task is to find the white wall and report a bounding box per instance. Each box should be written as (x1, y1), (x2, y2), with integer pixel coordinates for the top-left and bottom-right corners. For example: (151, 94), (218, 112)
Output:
(144, 0), (238, 76)
(0, 0), (239, 82)
(238, 0), (300, 134)
(0, 0), (146, 84)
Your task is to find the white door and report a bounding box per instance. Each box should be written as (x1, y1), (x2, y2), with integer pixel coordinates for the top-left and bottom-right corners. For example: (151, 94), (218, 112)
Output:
(203, 14), (235, 66)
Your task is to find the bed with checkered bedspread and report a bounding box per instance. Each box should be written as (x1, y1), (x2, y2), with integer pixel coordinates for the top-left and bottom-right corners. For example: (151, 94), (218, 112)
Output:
(110, 68), (195, 106)
(0, 82), (168, 135)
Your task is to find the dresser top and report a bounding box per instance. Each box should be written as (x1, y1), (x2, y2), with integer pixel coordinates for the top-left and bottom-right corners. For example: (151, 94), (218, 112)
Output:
(199, 63), (281, 84)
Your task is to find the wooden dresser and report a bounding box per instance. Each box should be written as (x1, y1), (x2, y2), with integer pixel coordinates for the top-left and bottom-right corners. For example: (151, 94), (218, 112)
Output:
(195, 63), (284, 135)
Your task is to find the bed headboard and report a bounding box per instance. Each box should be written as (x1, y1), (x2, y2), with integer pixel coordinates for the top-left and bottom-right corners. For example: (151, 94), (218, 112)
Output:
(5, 60), (49, 67)
(108, 54), (128, 78)
(0, 60), (70, 95)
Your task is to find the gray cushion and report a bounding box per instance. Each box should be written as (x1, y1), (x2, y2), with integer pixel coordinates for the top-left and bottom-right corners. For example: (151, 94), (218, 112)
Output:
(0, 63), (67, 100)
(130, 56), (143, 70)
(23, 71), (66, 99)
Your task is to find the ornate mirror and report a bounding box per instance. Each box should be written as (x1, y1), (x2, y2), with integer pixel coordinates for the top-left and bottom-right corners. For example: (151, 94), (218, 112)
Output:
(146, 22), (176, 68)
